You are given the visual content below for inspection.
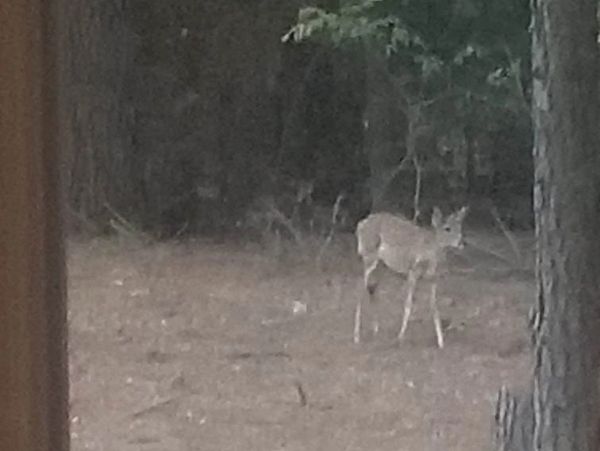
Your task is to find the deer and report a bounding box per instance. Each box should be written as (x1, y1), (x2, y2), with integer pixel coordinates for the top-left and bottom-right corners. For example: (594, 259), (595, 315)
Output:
(354, 206), (468, 348)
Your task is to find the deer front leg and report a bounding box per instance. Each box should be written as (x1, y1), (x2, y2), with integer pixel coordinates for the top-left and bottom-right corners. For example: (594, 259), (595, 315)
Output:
(353, 296), (362, 344)
(429, 281), (444, 349)
(398, 269), (418, 341)
(354, 259), (378, 344)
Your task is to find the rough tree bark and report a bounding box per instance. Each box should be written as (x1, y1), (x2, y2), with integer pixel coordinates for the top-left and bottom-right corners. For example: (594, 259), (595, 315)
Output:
(60, 0), (136, 224)
(495, 0), (600, 450)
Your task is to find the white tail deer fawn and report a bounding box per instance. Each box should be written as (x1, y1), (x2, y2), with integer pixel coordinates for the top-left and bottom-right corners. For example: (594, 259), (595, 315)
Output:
(354, 206), (468, 348)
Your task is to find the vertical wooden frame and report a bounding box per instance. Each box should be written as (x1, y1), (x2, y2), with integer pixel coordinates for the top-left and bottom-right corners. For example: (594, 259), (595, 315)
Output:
(0, 2), (69, 451)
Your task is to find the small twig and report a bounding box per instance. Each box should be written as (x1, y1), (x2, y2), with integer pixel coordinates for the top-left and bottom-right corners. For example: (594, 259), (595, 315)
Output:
(260, 198), (303, 245)
(131, 397), (177, 419)
(104, 202), (136, 232)
(294, 380), (308, 407)
(316, 229), (335, 266)
(464, 238), (518, 268)
(104, 201), (152, 242)
(371, 149), (414, 207)
(315, 192), (345, 267)
(173, 221), (189, 238)
(490, 206), (524, 268)
(412, 154), (422, 223)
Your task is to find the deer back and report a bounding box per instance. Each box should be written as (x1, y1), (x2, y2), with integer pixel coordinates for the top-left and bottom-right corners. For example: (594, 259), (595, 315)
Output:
(357, 213), (436, 274)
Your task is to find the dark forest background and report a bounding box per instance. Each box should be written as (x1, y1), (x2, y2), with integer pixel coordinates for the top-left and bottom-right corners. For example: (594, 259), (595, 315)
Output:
(60, 0), (533, 240)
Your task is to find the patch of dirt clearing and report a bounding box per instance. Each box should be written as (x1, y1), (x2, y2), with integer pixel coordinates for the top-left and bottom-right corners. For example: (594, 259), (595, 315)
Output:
(68, 233), (532, 451)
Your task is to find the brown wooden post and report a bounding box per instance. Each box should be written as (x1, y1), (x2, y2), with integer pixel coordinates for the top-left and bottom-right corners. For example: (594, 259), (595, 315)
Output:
(0, 2), (69, 451)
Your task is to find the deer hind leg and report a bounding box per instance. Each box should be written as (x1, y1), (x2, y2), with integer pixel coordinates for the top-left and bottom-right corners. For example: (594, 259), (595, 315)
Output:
(429, 281), (444, 348)
(353, 294), (363, 344)
(398, 269), (418, 341)
(354, 258), (379, 344)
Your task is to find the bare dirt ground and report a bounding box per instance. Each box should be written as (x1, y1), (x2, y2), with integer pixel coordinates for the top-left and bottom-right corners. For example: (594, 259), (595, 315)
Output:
(67, 230), (534, 451)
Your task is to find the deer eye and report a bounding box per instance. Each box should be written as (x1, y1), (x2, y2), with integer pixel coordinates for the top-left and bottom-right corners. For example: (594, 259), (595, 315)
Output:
(443, 226), (451, 232)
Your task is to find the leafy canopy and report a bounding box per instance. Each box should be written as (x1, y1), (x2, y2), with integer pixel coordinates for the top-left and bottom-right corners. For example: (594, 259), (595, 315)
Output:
(284, 0), (531, 118)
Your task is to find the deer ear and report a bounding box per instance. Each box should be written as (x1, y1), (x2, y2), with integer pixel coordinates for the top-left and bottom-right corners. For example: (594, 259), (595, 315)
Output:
(432, 207), (443, 227)
(457, 206), (469, 220)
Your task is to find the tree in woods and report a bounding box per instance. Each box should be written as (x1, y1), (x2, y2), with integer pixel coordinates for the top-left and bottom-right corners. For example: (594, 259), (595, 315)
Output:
(63, 0), (319, 236)
(494, 0), (600, 450)
(59, 0), (137, 227)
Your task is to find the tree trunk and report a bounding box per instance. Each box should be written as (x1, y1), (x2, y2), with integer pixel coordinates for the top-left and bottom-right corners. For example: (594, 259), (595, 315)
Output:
(60, 0), (136, 225)
(495, 0), (600, 450)
(362, 45), (406, 212)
